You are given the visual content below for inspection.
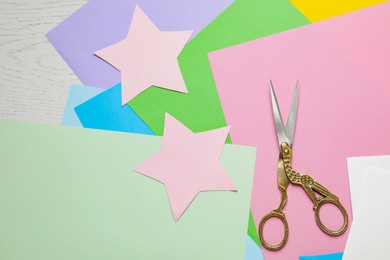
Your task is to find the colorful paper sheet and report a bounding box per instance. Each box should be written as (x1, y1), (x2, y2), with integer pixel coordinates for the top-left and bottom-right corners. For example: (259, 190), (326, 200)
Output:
(0, 119), (256, 260)
(347, 155), (390, 212)
(299, 252), (343, 260)
(290, 0), (386, 22)
(209, 6), (390, 258)
(46, 0), (234, 89)
(343, 168), (390, 260)
(128, 0), (310, 136)
(74, 84), (154, 135)
(62, 84), (104, 127)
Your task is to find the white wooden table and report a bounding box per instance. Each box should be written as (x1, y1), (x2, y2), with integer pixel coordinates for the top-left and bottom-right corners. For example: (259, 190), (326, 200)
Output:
(0, 0), (87, 124)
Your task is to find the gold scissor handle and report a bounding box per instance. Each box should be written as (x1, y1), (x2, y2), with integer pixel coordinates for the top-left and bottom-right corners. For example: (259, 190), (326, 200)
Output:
(313, 193), (349, 236)
(300, 175), (349, 236)
(258, 209), (289, 251)
(258, 178), (289, 251)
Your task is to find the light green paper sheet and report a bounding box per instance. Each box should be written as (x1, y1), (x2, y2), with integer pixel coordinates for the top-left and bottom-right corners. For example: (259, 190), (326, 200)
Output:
(128, 0), (310, 244)
(0, 120), (256, 260)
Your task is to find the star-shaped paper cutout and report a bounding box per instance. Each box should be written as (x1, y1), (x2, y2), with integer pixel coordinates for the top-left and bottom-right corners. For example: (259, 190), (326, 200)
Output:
(95, 6), (192, 105)
(134, 114), (236, 221)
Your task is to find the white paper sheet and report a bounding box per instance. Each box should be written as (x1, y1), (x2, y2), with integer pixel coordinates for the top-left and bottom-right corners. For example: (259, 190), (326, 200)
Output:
(343, 167), (390, 260)
(347, 155), (390, 212)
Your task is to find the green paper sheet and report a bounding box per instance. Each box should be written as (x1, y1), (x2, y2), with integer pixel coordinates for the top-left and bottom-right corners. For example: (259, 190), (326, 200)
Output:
(0, 120), (256, 260)
(128, 0), (310, 244)
(247, 211), (260, 246)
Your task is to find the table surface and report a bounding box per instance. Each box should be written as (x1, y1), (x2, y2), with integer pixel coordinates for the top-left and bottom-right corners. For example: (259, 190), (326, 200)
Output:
(0, 0), (87, 124)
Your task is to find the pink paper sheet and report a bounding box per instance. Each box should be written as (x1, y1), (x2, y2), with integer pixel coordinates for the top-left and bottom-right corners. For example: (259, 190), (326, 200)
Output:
(208, 5), (390, 259)
(135, 114), (235, 221)
(316, 2), (390, 89)
(95, 6), (192, 104)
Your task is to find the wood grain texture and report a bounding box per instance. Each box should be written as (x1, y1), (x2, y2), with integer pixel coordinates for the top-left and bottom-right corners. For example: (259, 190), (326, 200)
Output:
(0, 0), (87, 124)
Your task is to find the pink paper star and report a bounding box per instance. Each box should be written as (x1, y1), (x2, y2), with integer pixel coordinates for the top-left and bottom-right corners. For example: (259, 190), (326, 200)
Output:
(134, 114), (236, 221)
(94, 6), (192, 105)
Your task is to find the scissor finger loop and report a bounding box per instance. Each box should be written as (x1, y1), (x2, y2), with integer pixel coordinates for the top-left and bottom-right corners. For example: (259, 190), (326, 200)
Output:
(314, 197), (349, 236)
(298, 174), (349, 236)
(258, 209), (289, 251)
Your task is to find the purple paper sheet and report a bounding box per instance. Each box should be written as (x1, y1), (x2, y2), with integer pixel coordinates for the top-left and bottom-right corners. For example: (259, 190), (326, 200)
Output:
(46, 0), (234, 89)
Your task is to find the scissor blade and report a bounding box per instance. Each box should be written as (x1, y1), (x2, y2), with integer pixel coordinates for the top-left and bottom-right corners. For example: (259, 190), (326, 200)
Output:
(270, 81), (290, 146)
(285, 80), (299, 146)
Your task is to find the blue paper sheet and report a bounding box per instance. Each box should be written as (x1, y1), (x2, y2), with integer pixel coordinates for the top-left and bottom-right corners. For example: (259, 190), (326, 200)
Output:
(74, 83), (154, 135)
(244, 235), (264, 260)
(62, 84), (104, 127)
(300, 252), (343, 260)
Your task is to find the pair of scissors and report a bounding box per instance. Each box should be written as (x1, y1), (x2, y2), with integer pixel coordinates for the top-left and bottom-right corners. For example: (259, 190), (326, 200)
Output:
(258, 81), (349, 251)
